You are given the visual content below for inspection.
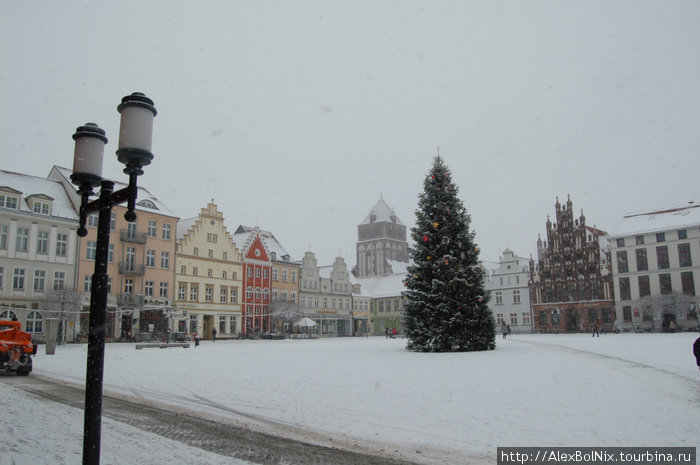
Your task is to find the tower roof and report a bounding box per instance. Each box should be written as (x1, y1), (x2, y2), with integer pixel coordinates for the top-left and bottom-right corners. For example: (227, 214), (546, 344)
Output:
(361, 198), (403, 225)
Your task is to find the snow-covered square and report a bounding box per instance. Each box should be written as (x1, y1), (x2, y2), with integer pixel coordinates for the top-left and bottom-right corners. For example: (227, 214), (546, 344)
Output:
(2, 333), (699, 465)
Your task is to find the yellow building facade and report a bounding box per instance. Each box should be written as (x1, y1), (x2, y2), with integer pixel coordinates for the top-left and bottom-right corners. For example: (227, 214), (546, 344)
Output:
(175, 203), (243, 339)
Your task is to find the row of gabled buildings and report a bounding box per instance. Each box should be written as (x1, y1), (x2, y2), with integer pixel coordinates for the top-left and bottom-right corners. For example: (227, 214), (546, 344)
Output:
(2, 164), (697, 342)
(0, 167), (408, 342)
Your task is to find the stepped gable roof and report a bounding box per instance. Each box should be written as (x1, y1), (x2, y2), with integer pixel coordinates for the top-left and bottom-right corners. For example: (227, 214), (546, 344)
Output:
(176, 216), (198, 241)
(361, 197), (404, 225)
(0, 169), (78, 221)
(232, 225), (293, 261)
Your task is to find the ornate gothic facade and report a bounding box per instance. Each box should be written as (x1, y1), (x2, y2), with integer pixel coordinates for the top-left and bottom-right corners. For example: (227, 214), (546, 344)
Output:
(529, 196), (615, 333)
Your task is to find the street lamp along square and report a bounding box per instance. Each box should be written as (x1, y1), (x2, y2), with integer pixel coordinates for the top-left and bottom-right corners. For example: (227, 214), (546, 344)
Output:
(69, 92), (157, 465)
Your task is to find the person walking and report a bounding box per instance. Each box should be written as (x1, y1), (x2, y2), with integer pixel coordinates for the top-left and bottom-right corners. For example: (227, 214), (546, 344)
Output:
(502, 322), (507, 339)
(212, 327), (217, 342)
(192, 331), (199, 347)
(693, 337), (700, 372)
(592, 322), (599, 337)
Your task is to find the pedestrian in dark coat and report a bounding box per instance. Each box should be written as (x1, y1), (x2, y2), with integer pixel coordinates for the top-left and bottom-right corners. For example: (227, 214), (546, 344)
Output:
(212, 327), (217, 342)
(693, 337), (700, 371)
(385, 328), (389, 339)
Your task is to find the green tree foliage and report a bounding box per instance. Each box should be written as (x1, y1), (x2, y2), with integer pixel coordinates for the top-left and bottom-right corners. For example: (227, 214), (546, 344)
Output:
(402, 156), (496, 352)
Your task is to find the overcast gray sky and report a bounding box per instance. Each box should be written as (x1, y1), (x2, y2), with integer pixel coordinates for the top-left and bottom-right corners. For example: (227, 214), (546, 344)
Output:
(2, 1), (699, 266)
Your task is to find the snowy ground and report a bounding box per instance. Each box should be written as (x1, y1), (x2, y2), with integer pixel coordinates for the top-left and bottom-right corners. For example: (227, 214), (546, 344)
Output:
(2, 333), (699, 465)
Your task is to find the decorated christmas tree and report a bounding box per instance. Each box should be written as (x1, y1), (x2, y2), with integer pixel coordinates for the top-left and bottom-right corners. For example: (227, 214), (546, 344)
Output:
(402, 156), (496, 352)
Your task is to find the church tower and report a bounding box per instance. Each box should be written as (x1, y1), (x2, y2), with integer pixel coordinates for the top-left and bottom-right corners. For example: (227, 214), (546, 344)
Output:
(355, 197), (408, 277)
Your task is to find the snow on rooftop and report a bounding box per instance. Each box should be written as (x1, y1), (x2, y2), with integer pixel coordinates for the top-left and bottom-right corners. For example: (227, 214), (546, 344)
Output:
(352, 272), (406, 298)
(360, 197), (404, 225)
(608, 202), (700, 238)
(0, 169), (78, 221)
(52, 166), (177, 218)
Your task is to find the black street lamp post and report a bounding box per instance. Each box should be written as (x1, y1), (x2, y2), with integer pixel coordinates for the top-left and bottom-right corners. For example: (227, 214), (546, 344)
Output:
(70, 92), (157, 465)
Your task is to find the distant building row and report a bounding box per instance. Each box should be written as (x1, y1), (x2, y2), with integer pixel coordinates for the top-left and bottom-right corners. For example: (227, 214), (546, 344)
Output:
(2, 166), (697, 342)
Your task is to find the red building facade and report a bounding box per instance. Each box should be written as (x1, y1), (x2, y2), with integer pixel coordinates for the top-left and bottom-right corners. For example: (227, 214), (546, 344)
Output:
(237, 232), (272, 335)
(529, 196), (615, 333)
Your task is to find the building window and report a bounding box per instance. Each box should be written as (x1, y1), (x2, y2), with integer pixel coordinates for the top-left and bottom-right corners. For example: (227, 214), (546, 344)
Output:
(635, 235), (645, 245)
(678, 229), (688, 240)
(230, 289), (237, 304)
(178, 284), (186, 300)
(207, 233), (217, 243)
(495, 291), (503, 305)
(147, 221), (157, 237)
(127, 222), (137, 239)
(84, 275), (92, 293)
(282, 269), (288, 282)
(1, 309), (17, 321)
(26, 311), (42, 333)
(88, 214), (99, 228)
(220, 288), (228, 303)
(190, 285), (198, 301)
(53, 271), (65, 291)
(0, 194), (19, 209)
(108, 244), (114, 262)
(208, 249), (213, 258)
(291, 270), (297, 283)
(588, 308), (597, 325)
(205, 287), (213, 302)
(160, 282), (168, 298)
(495, 313), (504, 325)
(264, 269), (269, 280)
(656, 246), (669, 270)
(635, 249), (648, 271)
(681, 271), (695, 296)
(192, 267), (198, 276)
(0, 225), (7, 249)
(678, 243), (692, 267)
(86, 241), (96, 260)
(638, 275), (650, 297)
(13, 268), (25, 290)
(272, 268), (278, 281)
(255, 268), (261, 278)
(207, 269), (212, 278)
(110, 213), (116, 230)
(33, 270), (46, 292)
(538, 310), (547, 326)
(36, 231), (49, 254)
(513, 290), (520, 304)
(522, 312), (531, 326)
(145, 281), (154, 296)
(246, 287), (253, 300)
(223, 252), (227, 261)
(189, 315), (198, 333)
(124, 279), (134, 294)
(623, 306), (632, 322)
(618, 277), (631, 301)
(510, 313), (518, 325)
(56, 233), (67, 256)
(247, 267), (253, 278)
(180, 266), (186, 274)
(656, 232), (665, 242)
(161, 251), (170, 269)
(659, 273), (672, 295)
(616, 238), (625, 247)
(616, 251), (628, 273)
(193, 247), (198, 256)
(162, 223), (171, 240)
(146, 250), (155, 267)
(16, 227), (28, 252)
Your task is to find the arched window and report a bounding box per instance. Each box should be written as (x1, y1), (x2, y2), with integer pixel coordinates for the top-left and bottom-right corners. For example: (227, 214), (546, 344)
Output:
(0, 309), (18, 321)
(26, 311), (43, 333)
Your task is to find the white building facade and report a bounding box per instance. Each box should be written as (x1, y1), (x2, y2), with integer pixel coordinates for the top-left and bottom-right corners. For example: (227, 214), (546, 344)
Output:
(0, 170), (80, 343)
(485, 249), (533, 334)
(608, 203), (700, 332)
(299, 252), (353, 336)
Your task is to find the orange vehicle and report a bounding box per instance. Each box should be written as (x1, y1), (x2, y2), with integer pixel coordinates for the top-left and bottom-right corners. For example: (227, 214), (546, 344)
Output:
(0, 320), (35, 375)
